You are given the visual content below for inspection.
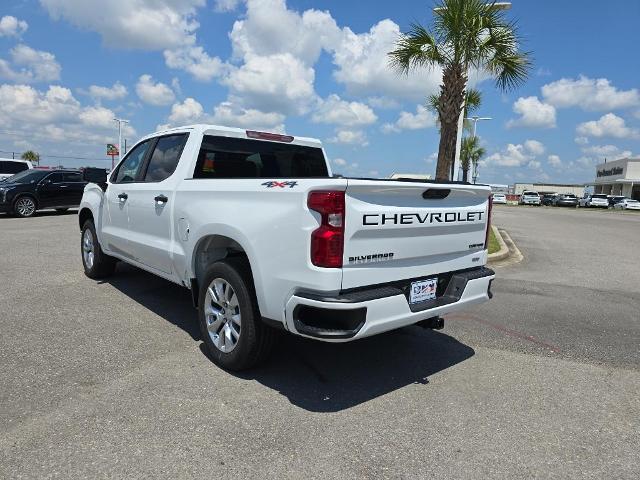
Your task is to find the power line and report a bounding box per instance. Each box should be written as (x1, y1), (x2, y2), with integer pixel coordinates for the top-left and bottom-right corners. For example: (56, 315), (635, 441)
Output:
(0, 149), (109, 162)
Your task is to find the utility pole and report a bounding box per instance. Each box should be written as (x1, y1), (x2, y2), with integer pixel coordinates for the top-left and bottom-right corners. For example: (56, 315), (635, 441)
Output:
(113, 118), (130, 169)
(465, 116), (492, 184)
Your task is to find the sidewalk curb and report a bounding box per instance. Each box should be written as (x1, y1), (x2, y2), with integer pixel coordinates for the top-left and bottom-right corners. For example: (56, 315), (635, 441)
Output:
(488, 226), (509, 262)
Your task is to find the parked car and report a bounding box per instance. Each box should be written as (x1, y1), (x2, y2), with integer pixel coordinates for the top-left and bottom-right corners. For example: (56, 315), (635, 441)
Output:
(613, 198), (640, 210)
(0, 158), (33, 181)
(0, 169), (86, 217)
(519, 191), (541, 206)
(492, 193), (507, 204)
(541, 193), (557, 206)
(608, 196), (626, 208)
(553, 193), (579, 207)
(579, 194), (609, 208)
(78, 124), (495, 371)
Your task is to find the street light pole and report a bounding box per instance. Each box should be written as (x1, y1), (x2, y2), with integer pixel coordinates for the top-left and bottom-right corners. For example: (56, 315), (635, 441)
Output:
(465, 116), (492, 184)
(113, 118), (129, 170)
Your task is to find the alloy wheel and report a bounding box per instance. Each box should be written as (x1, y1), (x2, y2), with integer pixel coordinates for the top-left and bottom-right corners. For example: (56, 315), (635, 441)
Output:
(82, 229), (94, 269)
(204, 278), (241, 353)
(15, 197), (35, 217)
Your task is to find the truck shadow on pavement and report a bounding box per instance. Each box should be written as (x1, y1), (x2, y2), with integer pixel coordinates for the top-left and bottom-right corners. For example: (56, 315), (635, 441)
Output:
(107, 263), (475, 413)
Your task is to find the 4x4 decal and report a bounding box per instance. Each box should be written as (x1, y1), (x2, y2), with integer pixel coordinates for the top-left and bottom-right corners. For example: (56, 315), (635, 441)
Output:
(262, 181), (298, 189)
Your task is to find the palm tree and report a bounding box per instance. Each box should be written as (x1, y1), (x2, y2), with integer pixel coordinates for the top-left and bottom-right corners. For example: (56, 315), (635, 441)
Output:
(460, 135), (485, 183)
(389, 0), (531, 180)
(21, 150), (40, 166)
(427, 88), (483, 132)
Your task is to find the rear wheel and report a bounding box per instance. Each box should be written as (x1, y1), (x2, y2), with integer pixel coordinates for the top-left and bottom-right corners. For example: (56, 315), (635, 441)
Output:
(198, 257), (275, 371)
(81, 220), (117, 279)
(13, 196), (37, 218)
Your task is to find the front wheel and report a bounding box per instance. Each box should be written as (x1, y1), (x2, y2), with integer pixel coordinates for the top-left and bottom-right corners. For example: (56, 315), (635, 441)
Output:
(81, 220), (117, 279)
(13, 196), (37, 218)
(198, 258), (275, 371)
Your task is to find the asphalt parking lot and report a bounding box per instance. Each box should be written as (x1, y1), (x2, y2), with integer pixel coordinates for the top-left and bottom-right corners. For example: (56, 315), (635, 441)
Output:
(1, 207), (639, 479)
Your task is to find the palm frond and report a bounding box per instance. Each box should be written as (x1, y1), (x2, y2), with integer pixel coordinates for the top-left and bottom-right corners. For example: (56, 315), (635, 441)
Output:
(388, 23), (444, 75)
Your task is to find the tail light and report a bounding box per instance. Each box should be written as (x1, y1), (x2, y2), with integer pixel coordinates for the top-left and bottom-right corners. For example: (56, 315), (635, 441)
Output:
(308, 191), (345, 268)
(484, 195), (493, 250)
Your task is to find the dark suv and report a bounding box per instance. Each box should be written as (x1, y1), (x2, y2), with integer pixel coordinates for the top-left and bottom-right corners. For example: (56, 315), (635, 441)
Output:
(0, 169), (87, 217)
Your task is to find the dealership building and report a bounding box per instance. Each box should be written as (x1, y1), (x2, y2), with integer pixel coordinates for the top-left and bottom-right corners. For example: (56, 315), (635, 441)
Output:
(591, 158), (640, 200)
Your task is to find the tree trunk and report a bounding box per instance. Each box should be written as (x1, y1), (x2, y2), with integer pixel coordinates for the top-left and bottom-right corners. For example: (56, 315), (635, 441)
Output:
(462, 166), (469, 183)
(435, 64), (467, 181)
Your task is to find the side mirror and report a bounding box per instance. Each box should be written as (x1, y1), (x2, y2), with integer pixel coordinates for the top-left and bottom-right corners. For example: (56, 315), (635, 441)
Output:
(83, 168), (108, 184)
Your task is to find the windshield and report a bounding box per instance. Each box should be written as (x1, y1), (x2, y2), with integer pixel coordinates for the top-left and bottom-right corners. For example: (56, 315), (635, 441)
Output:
(2, 170), (49, 184)
(627, 200), (639, 204)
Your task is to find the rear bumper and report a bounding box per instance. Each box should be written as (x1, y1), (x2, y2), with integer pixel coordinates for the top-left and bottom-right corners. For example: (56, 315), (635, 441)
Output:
(285, 267), (495, 342)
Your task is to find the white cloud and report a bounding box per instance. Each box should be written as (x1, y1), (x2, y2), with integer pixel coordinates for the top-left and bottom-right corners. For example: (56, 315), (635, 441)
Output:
(228, 0), (342, 66)
(485, 140), (545, 168)
(383, 105), (436, 133)
(223, 53), (315, 115)
(581, 144), (633, 160)
(576, 113), (639, 139)
(211, 101), (285, 131)
(312, 94), (377, 127)
(507, 96), (556, 128)
(161, 97), (285, 131)
(548, 155), (562, 168)
(574, 136), (589, 145)
(329, 130), (368, 146)
(542, 76), (640, 111)
(164, 46), (225, 82)
(524, 139), (545, 156)
(135, 75), (176, 106)
(40, 0), (205, 50)
(332, 158), (347, 166)
(367, 96), (400, 110)
(332, 19), (442, 101)
(528, 160), (541, 170)
(80, 82), (128, 101)
(0, 83), (136, 147)
(0, 16), (28, 37)
(0, 44), (61, 83)
(214, 0), (243, 12)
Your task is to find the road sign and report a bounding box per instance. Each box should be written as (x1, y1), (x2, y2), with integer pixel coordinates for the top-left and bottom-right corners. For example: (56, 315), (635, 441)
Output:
(107, 144), (119, 156)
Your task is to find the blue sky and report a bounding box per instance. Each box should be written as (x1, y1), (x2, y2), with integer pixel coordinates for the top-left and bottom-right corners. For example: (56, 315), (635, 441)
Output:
(1, 0), (639, 185)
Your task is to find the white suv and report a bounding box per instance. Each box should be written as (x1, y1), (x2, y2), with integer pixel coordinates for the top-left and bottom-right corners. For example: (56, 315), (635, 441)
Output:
(519, 191), (541, 206)
(579, 194), (609, 208)
(0, 159), (33, 181)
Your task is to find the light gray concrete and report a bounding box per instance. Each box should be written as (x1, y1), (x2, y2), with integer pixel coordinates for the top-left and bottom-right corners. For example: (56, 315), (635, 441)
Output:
(0, 208), (638, 479)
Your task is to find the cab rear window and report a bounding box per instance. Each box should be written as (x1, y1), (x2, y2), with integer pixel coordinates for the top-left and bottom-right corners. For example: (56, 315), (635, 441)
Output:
(193, 136), (329, 179)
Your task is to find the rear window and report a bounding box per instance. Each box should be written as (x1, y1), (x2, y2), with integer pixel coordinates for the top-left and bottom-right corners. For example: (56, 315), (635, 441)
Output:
(193, 136), (329, 179)
(523, 191), (538, 196)
(0, 160), (29, 174)
(592, 194), (608, 199)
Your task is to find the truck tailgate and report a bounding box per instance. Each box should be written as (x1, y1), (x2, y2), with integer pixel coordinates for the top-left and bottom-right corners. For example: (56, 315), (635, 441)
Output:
(342, 179), (491, 290)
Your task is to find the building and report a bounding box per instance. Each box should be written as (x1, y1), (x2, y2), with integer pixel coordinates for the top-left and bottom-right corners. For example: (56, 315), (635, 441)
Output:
(591, 158), (640, 200)
(488, 184), (510, 194)
(512, 183), (585, 197)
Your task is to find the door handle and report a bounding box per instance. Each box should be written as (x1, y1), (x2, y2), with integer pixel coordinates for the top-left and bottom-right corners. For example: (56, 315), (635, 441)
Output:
(118, 193), (128, 202)
(154, 194), (168, 204)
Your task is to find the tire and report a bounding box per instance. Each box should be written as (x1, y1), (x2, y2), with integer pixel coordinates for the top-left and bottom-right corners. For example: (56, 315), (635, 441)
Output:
(198, 257), (276, 371)
(56, 208), (69, 213)
(81, 220), (117, 279)
(13, 195), (37, 218)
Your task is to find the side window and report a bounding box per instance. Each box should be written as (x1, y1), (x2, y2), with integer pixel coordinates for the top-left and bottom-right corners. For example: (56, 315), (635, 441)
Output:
(143, 134), (188, 182)
(64, 172), (82, 182)
(45, 172), (65, 183)
(0, 161), (28, 174)
(113, 140), (151, 184)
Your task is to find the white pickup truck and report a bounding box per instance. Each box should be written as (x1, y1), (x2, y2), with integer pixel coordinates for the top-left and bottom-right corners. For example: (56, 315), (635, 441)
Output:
(79, 125), (495, 370)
